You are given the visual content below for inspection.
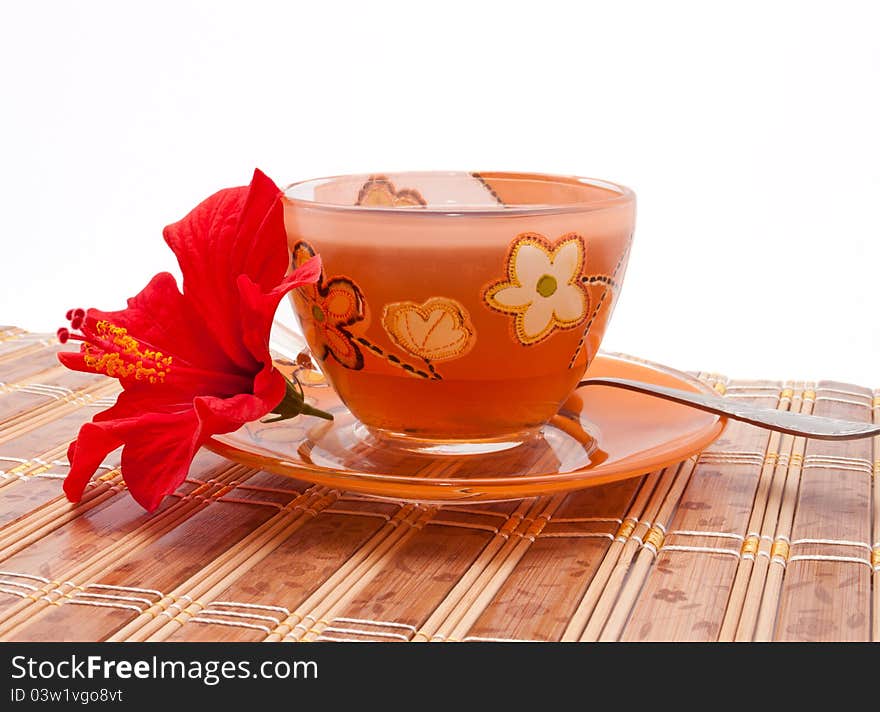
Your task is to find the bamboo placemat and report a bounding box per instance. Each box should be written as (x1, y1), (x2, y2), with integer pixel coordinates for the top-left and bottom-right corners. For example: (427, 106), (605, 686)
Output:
(0, 328), (876, 642)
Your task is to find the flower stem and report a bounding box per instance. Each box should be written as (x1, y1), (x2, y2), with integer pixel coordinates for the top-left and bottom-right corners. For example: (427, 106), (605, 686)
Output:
(264, 375), (334, 423)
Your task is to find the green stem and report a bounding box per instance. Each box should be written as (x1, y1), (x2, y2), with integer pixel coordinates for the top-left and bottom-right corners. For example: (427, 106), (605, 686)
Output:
(263, 375), (334, 423)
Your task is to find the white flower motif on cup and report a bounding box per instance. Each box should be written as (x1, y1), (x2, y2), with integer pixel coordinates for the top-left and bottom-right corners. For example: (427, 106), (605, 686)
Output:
(484, 232), (590, 346)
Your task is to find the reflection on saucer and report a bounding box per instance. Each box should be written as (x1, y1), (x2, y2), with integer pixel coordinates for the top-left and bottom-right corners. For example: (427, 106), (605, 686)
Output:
(208, 353), (724, 504)
(294, 415), (602, 482)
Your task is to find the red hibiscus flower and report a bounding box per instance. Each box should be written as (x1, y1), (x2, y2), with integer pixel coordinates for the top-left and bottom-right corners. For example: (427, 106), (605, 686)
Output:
(57, 169), (328, 511)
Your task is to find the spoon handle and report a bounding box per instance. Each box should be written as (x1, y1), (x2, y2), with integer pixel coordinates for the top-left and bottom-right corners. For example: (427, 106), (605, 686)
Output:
(578, 377), (880, 441)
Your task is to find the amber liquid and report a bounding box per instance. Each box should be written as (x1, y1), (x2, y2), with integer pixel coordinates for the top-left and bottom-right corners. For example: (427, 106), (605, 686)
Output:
(285, 190), (633, 440)
(328, 365), (585, 439)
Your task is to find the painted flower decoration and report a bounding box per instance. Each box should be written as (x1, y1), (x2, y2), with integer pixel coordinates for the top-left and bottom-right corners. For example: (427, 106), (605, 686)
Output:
(290, 241), (366, 370)
(484, 232), (590, 345)
(57, 169), (328, 512)
(356, 175), (426, 207)
(382, 297), (475, 362)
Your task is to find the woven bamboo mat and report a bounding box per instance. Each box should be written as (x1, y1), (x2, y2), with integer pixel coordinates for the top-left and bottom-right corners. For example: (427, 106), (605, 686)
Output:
(0, 327), (877, 642)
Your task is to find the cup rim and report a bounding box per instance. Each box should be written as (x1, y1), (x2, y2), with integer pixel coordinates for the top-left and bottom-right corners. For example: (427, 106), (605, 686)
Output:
(282, 170), (635, 217)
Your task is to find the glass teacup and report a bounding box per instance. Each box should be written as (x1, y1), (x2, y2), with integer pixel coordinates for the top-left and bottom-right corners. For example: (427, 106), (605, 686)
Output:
(283, 171), (635, 448)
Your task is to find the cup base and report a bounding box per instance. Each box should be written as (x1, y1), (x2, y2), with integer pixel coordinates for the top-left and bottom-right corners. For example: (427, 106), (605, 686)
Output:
(299, 413), (599, 482)
(354, 423), (548, 456)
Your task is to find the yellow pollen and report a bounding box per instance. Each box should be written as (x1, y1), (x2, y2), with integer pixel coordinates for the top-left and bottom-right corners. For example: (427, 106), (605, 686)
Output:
(82, 321), (172, 383)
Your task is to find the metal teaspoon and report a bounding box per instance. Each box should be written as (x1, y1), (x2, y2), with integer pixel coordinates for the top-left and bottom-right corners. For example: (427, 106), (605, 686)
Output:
(578, 377), (879, 440)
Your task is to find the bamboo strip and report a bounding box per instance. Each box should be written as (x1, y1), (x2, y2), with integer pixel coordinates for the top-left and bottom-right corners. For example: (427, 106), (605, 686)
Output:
(617, 381), (787, 641)
(0, 387), (118, 442)
(412, 499), (535, 642)
(429, 495), (565, 642)
(771, 382), (873, 641)
(1, 443), (70, 472)
(0, 327), (28, 342)
(419, 497), (556, 642)
(0, 376), (107, 430)
(159, 497), (332, 626)
(579, 464), (682, 640)
(0, 472), (124, 558)
(0, 363), (88, 410)
(0, 464), (251, 638)
(0, 445), (73, 492)
(562, 372), (728, 641)
(871, 388), (878, 643)
(298, 506), (448, 642)
(0, 342), (52, 365)
(559, 471), (660, 640)
(0, 500), (211, 639)
(598, 457), (697, 641)
(698, 371), (727, 397)
(119, 487), (334, 642)
(752, 388), (814, 640)
(0, 381), (119, 446)
(717, 386), (789, 640)
(412, 443), (592, 642)
(266, 459), (484, 643)
(107, 486), (326, 639)
(715, 546), (752, 637)
(0, 335), (63, 362)
(263, 504), (427, 641)
(0, 443), (82, 489)
(0, 368), (88, 397)
(733, 386), (804, 640)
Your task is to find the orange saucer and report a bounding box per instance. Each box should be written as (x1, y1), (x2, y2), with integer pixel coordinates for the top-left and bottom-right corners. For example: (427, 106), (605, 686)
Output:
(207, 352), (725, 504)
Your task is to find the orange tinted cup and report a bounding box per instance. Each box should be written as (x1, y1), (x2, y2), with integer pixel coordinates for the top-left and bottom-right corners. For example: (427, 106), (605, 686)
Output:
(283, 171), (635, 442)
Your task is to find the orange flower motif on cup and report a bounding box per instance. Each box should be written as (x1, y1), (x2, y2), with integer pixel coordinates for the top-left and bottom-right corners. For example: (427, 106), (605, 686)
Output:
(291, 241), (366, 370)
(484, 232), (590, 346)
(382, 297), (475, 362)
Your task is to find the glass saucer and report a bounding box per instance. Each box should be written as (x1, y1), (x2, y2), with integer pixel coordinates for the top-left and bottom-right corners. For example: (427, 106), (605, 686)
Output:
(207, 353), (725, 504)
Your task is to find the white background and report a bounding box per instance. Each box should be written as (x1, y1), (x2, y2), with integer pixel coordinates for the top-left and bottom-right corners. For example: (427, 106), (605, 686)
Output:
(2, 1), (877, 385)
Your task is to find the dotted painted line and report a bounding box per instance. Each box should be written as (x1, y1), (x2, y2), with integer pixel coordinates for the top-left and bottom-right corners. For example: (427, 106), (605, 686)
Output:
(354, 337), (436, 380)
(581, 274), (620, 291)
(470, 172), (506, 206)
(422, 359), (440, 380)
(568, 245), (630, 369)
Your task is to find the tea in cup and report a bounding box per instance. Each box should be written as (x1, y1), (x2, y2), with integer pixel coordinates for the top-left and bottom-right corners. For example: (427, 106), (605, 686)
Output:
(283, 171), (635, 444)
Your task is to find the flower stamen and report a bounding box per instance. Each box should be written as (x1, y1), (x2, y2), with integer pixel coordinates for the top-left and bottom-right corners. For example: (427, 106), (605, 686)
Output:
(60, 310), (172, 384)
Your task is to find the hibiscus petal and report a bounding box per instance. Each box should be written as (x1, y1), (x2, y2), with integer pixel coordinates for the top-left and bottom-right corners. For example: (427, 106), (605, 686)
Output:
(91, 387), (196, 423)
(276, 256), (323, 298)
(234, 259), (322, 370)
(234, 170), (293, 291)
(162, 170), (288, 370)
(57, 350), (89, 374)
(116, 411), (203, 511)
(84, 271), (236, 376)
(194, 386), (283, 436)
(63, 423), (124, 503)
(64, 409), (202, 511)
(228, 268), (323, 425)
